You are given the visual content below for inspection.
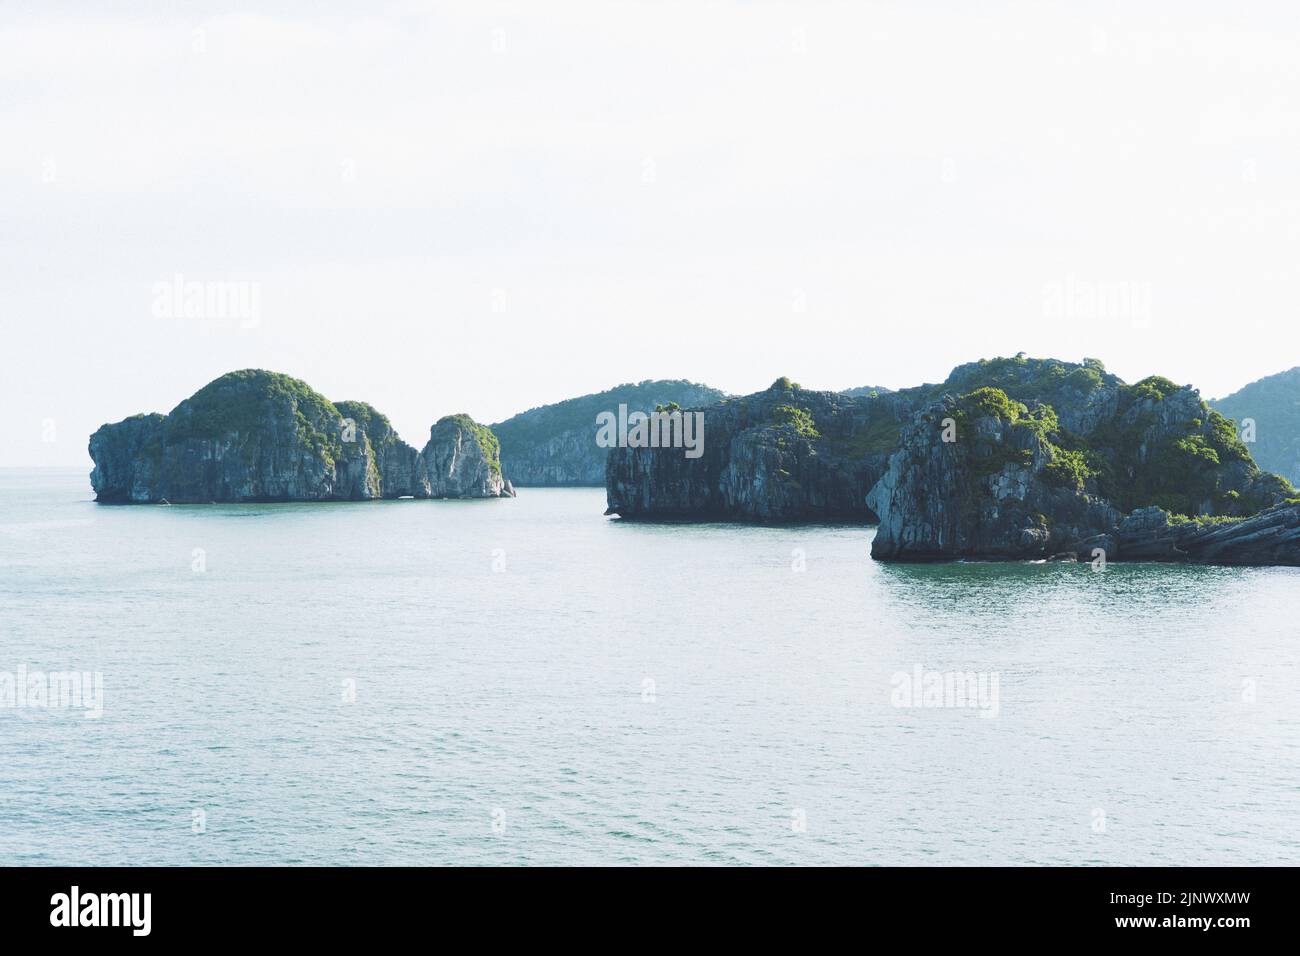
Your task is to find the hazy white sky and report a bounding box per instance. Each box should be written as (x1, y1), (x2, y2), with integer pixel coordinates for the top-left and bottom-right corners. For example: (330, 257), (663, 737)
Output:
(5, 1), (1300, 466)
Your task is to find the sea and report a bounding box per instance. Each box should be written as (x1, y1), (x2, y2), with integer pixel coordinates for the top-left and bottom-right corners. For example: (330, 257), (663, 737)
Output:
(1, 467), (1296, 865)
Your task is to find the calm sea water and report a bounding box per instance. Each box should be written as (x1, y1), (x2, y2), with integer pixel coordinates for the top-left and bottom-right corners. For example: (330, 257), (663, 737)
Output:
(1, 467), (1297, 866)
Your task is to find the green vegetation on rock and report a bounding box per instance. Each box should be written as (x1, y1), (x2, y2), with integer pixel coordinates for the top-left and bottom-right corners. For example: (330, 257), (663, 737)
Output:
(936, 354), (1114, 407)
(1131, 374), (1181, 402)
(165, 370), (339, 440)
(437, 414), (503, 478)
(947, 388), (1039, 478)
(771, 404), (820, 438)
(157, 369), (346, 466)
(1042, 448), (1096, 490)
(333, 399), (394, 440)
(937, 360), (1290, 519)
(837, 410), (901, 457)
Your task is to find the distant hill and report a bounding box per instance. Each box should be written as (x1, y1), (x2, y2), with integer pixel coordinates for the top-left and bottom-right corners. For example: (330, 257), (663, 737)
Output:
(492, 379), (726, 486)
(1211, 367), (1300, 485)
(841, 385), (894, 398)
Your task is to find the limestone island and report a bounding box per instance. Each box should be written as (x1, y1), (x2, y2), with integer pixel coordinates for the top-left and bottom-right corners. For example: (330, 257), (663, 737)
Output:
(89, 369), (515, 503)
(606, 356), (1300, 566)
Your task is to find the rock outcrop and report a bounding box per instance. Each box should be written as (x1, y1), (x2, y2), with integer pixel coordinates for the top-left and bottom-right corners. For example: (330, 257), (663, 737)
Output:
(87, 412), (167, 504)
(868, 357), (1296, 564)
(493, 380), (724, 486)
(334, 400), (424, 498)
(419, 414), (514, 498)
(607, 359), (1136, 524)
(1112, 504), (1300, 564)
(605, 355), (1297, 560)
(867, 391), (1122, 560)
(605, 378), (912, 521)
(89, 370), (513, 503)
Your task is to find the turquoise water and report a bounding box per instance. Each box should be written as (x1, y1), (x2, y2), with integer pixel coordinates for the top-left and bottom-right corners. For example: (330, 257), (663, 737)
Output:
(1, 467), (1297, 865)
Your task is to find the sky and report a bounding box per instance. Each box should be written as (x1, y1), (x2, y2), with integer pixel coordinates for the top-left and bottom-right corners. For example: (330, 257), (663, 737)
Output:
(4, 1), (1300, 466)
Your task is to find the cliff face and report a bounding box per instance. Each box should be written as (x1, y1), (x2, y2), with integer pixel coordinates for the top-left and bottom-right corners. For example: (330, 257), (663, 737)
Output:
(89, 371), (513, 503)
(90, 371), (375, 503)
(334, 400), (424, 498)
(499, 429), (604, 486)
(420, 415), (514, 499)
(868, 357), (1296, 563)
(608, 360), (1131, 524)
(493, 380), (724, 486)
(1211, 367), (1300, 486)
(88, 413), (166, 504)
(867, 392), (1122, 560)
(601, 355), (1295, 563)
(605, 378), (910, 521)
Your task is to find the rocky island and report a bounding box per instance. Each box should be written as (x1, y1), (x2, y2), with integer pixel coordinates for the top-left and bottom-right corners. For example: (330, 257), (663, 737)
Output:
(605, 377), (911, 521)
(607, 356), (1300, 566)
(89, 370), (515, 503)
(88, 360), (1300, 564)
(867, 361), (1295, 563)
